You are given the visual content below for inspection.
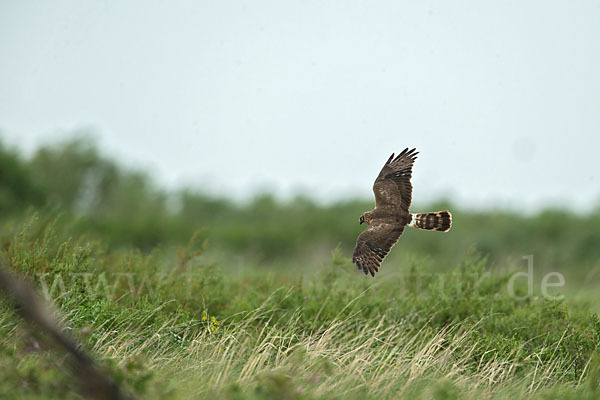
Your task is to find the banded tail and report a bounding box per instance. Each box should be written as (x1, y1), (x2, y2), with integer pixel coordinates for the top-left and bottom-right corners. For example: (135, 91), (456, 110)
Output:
(408, 211), (452, 232)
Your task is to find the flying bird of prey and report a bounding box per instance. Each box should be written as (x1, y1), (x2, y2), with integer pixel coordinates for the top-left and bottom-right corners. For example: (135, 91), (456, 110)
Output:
(352, 148), (452, 277)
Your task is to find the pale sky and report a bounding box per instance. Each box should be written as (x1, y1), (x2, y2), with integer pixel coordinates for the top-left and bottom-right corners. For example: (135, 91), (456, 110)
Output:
(1, 1), (599, 211)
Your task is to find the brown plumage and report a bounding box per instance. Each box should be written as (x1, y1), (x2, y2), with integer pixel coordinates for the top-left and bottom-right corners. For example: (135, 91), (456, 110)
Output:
(352, 148), (452, 277)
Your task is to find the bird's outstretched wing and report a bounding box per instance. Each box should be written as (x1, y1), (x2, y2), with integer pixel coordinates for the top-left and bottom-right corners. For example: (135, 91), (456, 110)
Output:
(352, 221), (405, 277)
(372, 148), (418, 212)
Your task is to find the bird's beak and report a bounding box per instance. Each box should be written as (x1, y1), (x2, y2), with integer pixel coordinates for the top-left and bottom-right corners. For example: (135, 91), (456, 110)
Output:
(360, 220), (364, 225)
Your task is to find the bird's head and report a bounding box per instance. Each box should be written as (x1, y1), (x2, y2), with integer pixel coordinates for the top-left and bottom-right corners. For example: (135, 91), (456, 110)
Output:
(359, 212), (372, 225)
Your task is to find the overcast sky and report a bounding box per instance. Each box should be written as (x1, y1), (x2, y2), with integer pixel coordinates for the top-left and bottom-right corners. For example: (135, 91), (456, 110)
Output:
(1, 1), (599, 211)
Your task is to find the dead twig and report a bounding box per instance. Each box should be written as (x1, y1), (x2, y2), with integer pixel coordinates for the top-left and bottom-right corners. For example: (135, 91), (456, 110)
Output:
(0, 260), (136, 400)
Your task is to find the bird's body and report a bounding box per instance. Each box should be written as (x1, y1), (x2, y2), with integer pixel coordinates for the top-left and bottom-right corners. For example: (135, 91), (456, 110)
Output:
(352, 148), (451, 277)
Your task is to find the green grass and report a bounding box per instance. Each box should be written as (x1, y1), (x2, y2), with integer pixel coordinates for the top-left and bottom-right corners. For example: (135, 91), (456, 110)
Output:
(2, 137), (600, 398)
(1, 214), (599, 399)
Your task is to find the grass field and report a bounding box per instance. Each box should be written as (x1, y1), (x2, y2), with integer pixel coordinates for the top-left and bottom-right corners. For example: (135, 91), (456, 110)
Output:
(1, 138), (600, 399)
